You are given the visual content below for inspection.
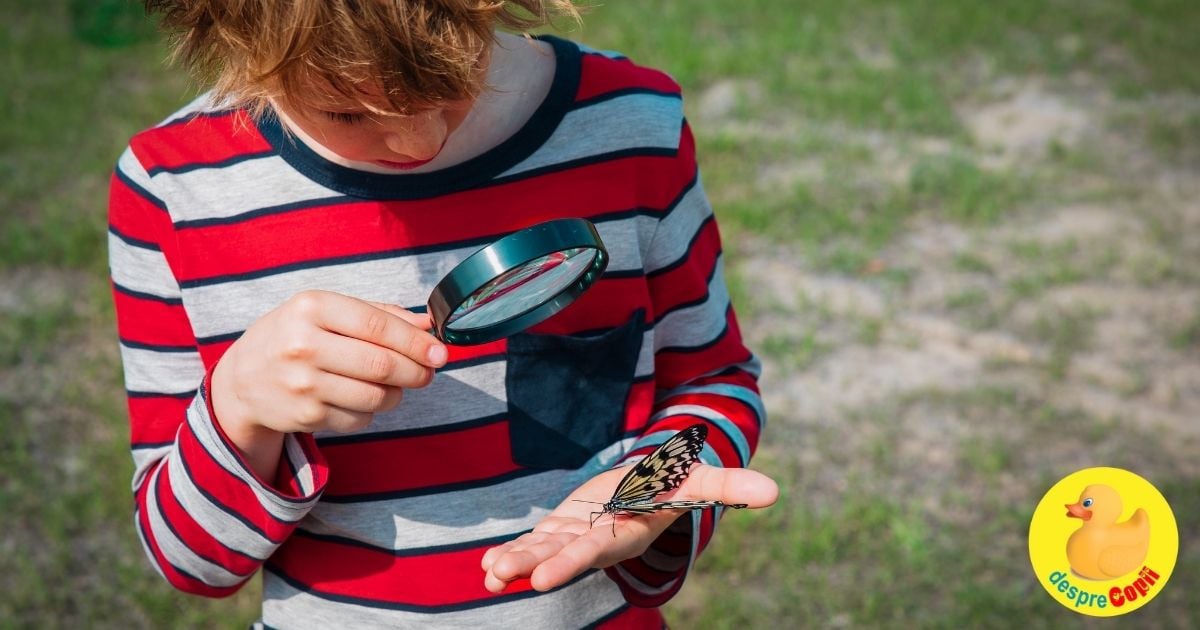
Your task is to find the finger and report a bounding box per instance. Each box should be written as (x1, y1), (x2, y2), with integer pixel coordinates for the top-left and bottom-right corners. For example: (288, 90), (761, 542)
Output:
(366, 301), (434, 331)
(312, 333), (435, 389)
(678, 464), (780, 508)
(312, 371), (404, 413)
(320, 405), (375, 434)
(490, 532), (577, 583)
(481, 541), (519, 572)
(300, 294), (446, 368)
(528, 534), (606, 592)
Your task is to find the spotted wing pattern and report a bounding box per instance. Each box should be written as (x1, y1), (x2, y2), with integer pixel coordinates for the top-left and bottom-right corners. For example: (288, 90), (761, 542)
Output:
(585, 424), (748, 535)
(609, 424), (707, 505)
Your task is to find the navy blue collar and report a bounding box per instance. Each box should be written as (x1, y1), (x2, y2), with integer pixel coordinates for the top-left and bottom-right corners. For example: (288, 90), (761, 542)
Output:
(256, 35), (580, 201)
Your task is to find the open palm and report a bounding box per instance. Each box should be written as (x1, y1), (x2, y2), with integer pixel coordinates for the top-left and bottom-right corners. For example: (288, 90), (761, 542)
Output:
(481, 463), (778, 593)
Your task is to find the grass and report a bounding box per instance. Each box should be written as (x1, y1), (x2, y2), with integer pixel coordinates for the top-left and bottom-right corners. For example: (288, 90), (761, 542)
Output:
(5, 0), (1200, 627)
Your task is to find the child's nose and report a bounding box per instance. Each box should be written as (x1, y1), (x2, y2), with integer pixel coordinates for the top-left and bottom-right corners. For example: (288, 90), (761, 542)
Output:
(383, 111), (447, 161)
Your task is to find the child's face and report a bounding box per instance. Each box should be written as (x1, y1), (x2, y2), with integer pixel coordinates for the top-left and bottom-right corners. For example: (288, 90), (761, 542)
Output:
(274, 91), (475, 171)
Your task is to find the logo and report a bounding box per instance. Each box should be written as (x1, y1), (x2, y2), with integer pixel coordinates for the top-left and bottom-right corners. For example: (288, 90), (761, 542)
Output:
(1028, 467), (1178, 616)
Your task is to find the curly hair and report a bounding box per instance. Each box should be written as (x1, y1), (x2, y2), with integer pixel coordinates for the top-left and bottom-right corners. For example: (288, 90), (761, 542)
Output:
(145, 0), (580, 117)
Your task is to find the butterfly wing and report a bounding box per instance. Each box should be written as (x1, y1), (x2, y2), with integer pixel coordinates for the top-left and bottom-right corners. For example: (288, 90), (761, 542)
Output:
(609, 424), (708, 505)
(616, 500), (749, 514)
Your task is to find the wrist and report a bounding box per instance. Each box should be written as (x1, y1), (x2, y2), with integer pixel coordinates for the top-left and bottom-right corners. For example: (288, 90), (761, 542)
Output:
(210, 357), (285, 481)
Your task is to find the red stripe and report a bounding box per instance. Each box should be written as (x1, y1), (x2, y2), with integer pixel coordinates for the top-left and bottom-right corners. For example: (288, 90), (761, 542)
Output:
(647, 218), (721, 314)
(595, 605), (664, 629)
(113, 287), (195, 348)
(272, 534), (532, 607)
(520, 280), (648, 337)
(136, 462), (239, 597)
(320, 421), (519, 498)
(108, 173), (172, 238)
(176, 422), (298, 542)
(623, 381), (655, 434)
(131, 111), (271, 172)
(154, 457), (264, 577)
(128, 395), (191, 445)
(656, 308), (752, 389)
(171, 154), (687, 283)
(617, 554), (680, 590)
(576, 54), (680, 103)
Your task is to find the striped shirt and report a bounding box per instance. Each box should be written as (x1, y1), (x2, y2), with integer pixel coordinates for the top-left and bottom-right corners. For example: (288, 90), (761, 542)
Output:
(108, 36), (765, 628)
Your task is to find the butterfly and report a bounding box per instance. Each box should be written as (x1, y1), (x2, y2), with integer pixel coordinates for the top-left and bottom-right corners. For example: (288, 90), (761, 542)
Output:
(576, 424), (748, 536)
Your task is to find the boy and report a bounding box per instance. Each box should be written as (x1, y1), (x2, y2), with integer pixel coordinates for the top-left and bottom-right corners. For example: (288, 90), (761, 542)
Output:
(111, 0), (777, 626)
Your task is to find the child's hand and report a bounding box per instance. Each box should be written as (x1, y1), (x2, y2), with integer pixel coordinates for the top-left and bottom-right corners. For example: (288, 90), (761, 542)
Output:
(480, 462), (778, 593)
(211, 289), (446, 450)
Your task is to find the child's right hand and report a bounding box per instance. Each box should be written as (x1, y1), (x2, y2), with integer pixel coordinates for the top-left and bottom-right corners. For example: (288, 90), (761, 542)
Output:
(210, 290), (447, 467)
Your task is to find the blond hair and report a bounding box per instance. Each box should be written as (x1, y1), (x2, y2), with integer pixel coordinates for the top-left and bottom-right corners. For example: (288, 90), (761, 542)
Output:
(145, 0), (580, 117)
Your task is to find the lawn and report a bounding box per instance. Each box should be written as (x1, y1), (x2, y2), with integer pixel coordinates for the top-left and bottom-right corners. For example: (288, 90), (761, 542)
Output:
(3, 0), (1197, 627)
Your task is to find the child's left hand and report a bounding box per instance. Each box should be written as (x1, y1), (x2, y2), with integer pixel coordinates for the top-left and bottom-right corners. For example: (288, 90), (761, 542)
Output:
(481, 463), (778, 593)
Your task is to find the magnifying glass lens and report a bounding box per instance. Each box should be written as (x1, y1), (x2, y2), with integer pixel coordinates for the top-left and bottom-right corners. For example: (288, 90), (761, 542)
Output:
(446, 247), (596, 331)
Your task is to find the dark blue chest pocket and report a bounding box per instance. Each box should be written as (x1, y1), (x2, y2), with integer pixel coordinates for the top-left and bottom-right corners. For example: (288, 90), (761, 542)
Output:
(506, 311), (644, 470)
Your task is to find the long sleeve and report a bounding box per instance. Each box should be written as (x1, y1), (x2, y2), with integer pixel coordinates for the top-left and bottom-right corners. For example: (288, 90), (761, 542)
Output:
(108, 146), (329, 596)
(605, 121), (766, 606)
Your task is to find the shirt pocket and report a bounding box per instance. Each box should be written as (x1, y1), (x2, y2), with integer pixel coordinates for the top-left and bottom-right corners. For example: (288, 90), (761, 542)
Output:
(505, 310), (644, 470)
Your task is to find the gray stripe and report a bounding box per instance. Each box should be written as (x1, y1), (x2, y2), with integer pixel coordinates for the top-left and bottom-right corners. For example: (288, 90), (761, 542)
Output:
(152, 155), (340, 223)
(593, 213), (657, 274)
(166, 444), (278, 559)
(109, 232), (181, 299)
(653, 256), (730, 350)
(643, 179), (712, 274)
(119, 344), (204, 394)
(117, 148), (157, 194)
(188, 396), (324, 516)
(144, 463), (246, 587)
(500, 92), (682, 179)
(261, 568), (627, 629)
(181, 246), (470, 339)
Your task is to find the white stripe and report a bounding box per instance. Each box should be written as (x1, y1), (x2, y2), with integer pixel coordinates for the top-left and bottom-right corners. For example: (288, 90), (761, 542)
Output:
(262, 569), (627, 628)
(132, 443), (175, 491)
(180, 246), (472, 339)
(653, 256), (730, 350)
(108, 232), (181, 300)
(133, 508), (168, 581)
(151, 155), (342, 224)
(650, 404), (752, 466)
(144, 462), (246, 587)
(612, 562), (681, 597)
(166, 444), (278, 559)
(119, 344), (204, 394)
(117, 147), (157, 196)
(659, 379), (767, 425)
(643, 179), (712, 274)
(594, 213), (657, 274)
(303, 437), (638, 551)
(500, 92), (682, 178)
(188, 395), (323, 515)
(283, 434), (317, 496)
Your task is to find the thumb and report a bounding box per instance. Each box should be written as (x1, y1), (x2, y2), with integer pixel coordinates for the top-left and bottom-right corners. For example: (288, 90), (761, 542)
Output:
(679, 464), (780, 509)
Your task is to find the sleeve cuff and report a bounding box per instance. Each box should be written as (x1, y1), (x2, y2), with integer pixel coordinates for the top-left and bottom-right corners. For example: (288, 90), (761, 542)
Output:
(197, 369), (328, 506)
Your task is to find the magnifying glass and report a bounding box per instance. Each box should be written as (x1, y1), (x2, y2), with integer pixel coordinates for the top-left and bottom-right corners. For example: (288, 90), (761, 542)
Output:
(426, 218), (608, 345)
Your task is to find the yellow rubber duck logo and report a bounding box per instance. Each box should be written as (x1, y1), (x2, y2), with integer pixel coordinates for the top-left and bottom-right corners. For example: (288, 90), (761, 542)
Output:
(1065, 484), (1150, 580)
(1028, 468), (1178, 617)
